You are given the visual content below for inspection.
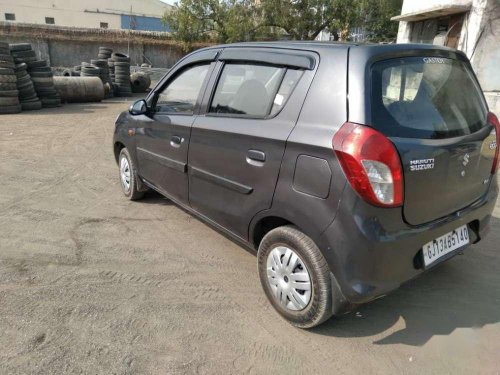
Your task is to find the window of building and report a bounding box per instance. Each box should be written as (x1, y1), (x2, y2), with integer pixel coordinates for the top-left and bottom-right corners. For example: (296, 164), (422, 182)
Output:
(45, 17), (55, 25)
(155, 64), (210, 114)
(410, 13), (465, 49)
(100, 22), (109, 29)
(5, 13), (15, 21)
(209, 64), (285, 118)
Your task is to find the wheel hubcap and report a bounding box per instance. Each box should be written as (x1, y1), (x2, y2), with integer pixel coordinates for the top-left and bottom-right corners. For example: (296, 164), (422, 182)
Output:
(266, 246), (312, 311)
(120, 156), (131, 191)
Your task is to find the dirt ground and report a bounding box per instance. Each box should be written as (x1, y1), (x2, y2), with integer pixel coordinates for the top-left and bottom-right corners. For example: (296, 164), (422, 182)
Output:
(0, 97), (499, 375)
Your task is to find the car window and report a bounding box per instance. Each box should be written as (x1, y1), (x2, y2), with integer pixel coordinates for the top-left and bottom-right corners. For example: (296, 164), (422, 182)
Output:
(156, 64), (210, 114)
(371, 57), (488, 139)
(209, 64), (285, 117)
(270, 69), (303, 117)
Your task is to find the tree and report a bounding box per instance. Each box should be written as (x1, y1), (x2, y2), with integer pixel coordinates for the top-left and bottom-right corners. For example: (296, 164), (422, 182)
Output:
(164, 0), (403, 45)
(163, 0), (262, 45)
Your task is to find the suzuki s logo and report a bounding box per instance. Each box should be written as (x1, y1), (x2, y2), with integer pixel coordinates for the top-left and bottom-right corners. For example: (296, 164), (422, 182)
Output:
(462, 153), (470, 167)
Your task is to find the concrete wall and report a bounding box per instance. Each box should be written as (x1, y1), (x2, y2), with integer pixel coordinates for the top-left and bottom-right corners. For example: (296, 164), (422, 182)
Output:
(0, 23), (197, 69)
(0, 0), (171, 30)
(1, 35), (185, 69)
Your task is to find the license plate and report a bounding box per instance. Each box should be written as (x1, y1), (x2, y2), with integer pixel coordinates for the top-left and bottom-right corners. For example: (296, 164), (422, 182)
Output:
(422, 225), (470, 267)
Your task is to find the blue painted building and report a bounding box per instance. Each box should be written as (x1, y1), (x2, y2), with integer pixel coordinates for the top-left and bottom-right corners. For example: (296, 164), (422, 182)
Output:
(121, 14), (170, 32)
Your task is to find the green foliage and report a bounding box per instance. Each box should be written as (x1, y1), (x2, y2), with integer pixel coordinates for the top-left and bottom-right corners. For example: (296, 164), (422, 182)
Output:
(164, 0), (403, 45)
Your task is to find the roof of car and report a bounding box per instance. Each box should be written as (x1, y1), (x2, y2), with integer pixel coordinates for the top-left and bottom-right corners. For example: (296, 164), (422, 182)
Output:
(203, 41), (457, 54)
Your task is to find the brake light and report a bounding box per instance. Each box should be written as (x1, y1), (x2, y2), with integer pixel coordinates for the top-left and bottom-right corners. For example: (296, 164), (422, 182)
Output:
(333, 122), (403, 207)
(488, 112), (500, 174)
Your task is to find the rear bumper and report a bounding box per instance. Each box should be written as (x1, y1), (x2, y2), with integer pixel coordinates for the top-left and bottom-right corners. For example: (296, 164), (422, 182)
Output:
(318, 178), (499, 305)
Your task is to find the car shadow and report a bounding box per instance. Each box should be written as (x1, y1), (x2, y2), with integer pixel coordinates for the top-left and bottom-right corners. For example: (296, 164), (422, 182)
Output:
(140, 190), (174, 206)
(310, 216), (500, 346)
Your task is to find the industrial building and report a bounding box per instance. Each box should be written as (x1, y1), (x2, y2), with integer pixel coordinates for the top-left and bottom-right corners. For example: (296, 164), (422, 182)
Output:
(0, 0), (171, 32)
(392, 0), (500, 113)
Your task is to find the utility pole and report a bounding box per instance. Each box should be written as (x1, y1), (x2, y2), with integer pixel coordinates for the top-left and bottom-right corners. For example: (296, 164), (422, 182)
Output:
(128, 5), (132, 56)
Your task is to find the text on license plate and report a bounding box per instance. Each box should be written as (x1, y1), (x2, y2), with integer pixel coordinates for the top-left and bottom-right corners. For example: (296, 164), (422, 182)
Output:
(422, 225), (469, 267)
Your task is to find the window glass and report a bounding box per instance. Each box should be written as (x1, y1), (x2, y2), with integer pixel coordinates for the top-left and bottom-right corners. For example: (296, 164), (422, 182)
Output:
(371, 57), (488, 139)
(5, 13), (15, 21)
(45, 17), (55, 24)
(270, 69), (303, 116)
(156, 64), (209, 114)
(210, 64), (285, 117)
(100, 22), (109, 29)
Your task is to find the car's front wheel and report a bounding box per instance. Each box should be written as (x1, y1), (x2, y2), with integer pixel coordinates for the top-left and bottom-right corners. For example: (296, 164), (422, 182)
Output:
(118, 148), (144, 200)
(257, 226), (333, 328)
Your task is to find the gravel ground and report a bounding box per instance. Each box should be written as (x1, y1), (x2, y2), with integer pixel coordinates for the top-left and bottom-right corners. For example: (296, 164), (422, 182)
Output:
(0, 97), (499, 375)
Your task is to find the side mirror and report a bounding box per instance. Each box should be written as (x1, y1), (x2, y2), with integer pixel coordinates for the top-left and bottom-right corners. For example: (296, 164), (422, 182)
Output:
(129, 99), (148, 116)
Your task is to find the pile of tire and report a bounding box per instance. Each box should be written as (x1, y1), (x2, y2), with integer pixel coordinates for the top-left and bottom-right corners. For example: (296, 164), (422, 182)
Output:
(10, 43), (61, 108)
(112, 53), (131, 97)
(98, 46), (113, 60)
(15, 63), (42, 111)
(80, 63), (101, 78)
(130, 71), (151, 93)
(30, 64), (61, 108)
(108, 60), (115, 83)
(0, 42), (21, 114)
(90, 59), (113, 97)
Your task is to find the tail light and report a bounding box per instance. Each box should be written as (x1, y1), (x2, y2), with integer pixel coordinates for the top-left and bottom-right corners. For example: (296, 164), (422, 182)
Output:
(488, 112), (500, 174)
(333, 122), (403, 207)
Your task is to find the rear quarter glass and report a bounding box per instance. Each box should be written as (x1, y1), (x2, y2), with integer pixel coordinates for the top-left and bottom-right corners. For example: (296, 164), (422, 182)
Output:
(370, 56), (489, 139)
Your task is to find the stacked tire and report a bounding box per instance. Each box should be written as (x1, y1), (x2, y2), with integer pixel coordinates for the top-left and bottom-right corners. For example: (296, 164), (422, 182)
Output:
(15, 63), (42, 111)
(10, 43), (61, 108)
(112, 53), (131, 97)
(90, 59), (113, 97)
(98, 46), (113, 60)
(81, 63), (101, 78)
(30, 64), (61, 108)
(0, 42), (21, 114)
(108, 60), (115, 84)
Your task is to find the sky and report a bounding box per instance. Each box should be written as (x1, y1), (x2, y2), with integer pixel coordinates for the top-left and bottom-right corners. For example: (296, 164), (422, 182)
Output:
(159, 0), (175, 5)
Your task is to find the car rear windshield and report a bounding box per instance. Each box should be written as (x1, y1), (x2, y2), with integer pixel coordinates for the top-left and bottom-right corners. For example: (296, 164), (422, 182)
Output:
(371, 56), (488, 139)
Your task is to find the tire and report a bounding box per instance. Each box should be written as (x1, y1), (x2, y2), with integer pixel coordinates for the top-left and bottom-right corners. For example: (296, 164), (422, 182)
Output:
(0, 83), (17, 90)
(0, 75), (17, 83)
(9, 43), (32, 52)
(12, 50), (36, 58)
(0, 54), (14, 62)
(0, 89), (19, 97)
(21, 100), (42, 111)
(257, 226), (333, 328)
(27, 60), (47, 68)
(0, 61), (15, 69)
(0, 97), (20, 106)
(15, 63), (28, 71)
(112, 53), (130, 63)
(0, 104), (21, 114)
(0, 67), (15, 75)
(118, 148), (144, 200)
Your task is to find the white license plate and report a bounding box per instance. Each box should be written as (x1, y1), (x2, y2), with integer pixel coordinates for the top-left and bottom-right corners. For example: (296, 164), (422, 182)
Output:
(422, 225), (470, 267)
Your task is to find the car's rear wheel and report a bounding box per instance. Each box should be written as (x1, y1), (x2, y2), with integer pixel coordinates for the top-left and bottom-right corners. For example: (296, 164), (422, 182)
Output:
(257, 226), (333, 328)
(118, 148), (144, 200)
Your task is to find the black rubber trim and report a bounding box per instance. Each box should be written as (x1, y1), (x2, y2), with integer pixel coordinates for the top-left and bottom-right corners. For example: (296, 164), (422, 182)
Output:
(136, 147), (187, 173)
(218, 48), (316, 70)
(190, 166), (253, 194)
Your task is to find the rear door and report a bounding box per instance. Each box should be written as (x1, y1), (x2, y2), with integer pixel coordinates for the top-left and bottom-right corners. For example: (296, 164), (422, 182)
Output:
(188, 48), (316, 239)
(370, 55), (495, 225)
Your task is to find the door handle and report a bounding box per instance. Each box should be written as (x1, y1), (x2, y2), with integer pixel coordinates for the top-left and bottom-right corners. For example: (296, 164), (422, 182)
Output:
(247, 150), (266, 166)
(170, 136), (183, 147)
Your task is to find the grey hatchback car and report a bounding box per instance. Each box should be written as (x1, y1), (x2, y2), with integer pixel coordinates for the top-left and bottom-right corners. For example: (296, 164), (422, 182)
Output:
(113, 42), (499, 328)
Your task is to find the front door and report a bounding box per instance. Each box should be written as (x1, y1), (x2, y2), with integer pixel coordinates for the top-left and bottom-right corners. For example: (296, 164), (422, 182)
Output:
(135, 63), (212, 203)
(188, 61), (307, 239)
